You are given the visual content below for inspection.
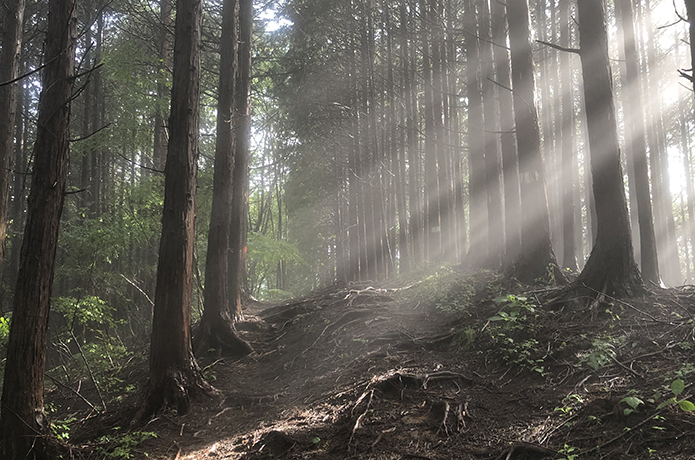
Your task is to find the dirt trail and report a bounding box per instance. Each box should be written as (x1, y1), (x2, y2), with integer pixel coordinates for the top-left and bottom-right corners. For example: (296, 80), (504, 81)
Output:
(66, 270), (695, 459)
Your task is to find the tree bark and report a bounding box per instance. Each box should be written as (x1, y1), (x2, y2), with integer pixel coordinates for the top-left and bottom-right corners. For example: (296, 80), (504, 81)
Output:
(229, 0), (253, 316)
(507, 0), (562, 283)
(194, 0), (252, 358)
(0, 0), (75, 456)
(573, 0), (644, 297)
(153, 0), (172, 171)
(136, 0), (215, 421)
(559, 0), (578, 271)
(464, 0), (488, 267)
(0, 0), (26, 284)
(615, 0), (660, 285)
(479, 0), (504, 269)
(421, 0), (440, 261)
(491, 0), (520, 266)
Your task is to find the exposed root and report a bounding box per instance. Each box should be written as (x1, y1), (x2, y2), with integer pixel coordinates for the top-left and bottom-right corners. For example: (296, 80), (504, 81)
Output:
(133, 367), (219, 424)
(192, 315), (253, 358)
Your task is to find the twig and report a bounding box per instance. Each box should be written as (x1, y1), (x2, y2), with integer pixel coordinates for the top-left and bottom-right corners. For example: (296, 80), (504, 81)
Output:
(70, 330), (107, 412)
(70, 122), (111, 143)
(536, 39), (580, 54)
(609, 353), (644, 379)
(302, 323), (330, 354)
(120, 274), (154, 307)
(584, 285), (664, 323)
(44, 373), (96, 410)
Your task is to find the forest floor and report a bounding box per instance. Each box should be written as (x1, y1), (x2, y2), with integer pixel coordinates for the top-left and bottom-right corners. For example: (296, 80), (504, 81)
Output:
(57, 267), (695, 459)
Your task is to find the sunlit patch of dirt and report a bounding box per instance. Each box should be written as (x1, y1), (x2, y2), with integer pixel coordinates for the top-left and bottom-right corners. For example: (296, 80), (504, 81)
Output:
(52, 271), (695, 459)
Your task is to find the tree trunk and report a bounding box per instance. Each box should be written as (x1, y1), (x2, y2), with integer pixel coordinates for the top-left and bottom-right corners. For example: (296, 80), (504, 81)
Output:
(615, 0), (660, 285)
(194, 0), (252, 358)
(403, 5), (422, 265)
(491, 0), (521, 266)
(0, 0), (26, 285)
(479, 0), (504, 269)
(446, 1), (464, 262)
(573, 0), (644, 297)
(687, 0), (695, 94)
(229, 0), (253, 316)
(153, 0), (172, 171)
(559, 0), (578, 271)
(0, 0), (75, 456)
(136, 0), (215, 421)
(464, 0), (488, 267)
(421, 0), (439, 261)
(507, 0), (562, 283)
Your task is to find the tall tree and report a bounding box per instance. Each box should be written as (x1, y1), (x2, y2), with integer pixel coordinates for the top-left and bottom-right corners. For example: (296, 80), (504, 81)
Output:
(615, 0), (660, 285)
(507, 0), (562, 283)
(479, 0), (504, 268)
(136, 0), (215, 420)
(0, 0), (26, 279)
(228, 0), (253, 317)
(153, 0), (172, 170)
(194, 0), (252, 357)
(559, 0), (578, 271)
(0, 0), (76, 456)
(464, 0), (488, 267)
(573, 0), (644, 297)
(491, 0), (521, 265)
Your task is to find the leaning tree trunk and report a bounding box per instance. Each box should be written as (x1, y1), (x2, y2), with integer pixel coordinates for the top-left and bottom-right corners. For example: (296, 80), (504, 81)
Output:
(0, 0), (26, 286)
(194, 0), (252, 358)
(507, 0), (563, 284)
(573, 0), (644, 298)
(135, 0), (215, 421)
(0, 0), (75, 457)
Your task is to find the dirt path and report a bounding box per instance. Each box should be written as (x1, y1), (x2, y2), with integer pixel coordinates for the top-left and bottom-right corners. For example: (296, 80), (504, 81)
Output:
(66, 270), (695, 459)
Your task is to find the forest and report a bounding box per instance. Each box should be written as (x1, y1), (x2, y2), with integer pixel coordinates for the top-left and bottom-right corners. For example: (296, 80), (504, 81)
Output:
(1, 0), (695, 458)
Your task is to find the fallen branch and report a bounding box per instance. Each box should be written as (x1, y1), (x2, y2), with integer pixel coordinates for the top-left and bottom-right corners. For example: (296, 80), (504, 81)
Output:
(44, 373), (96, 411)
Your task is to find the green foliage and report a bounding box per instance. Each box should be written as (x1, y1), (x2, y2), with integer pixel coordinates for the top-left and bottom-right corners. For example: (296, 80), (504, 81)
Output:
(620, 395), (644, 416)
(488, 295), (537, 325)
(484, 294), (548, 376)
(557, 444), (579, 460)
(248, 231), (307, 300)
(96, 430), (157, 459)
(49, 296), (134, 395)
(554, 394), (584, 416)
(0, 314), (10, 347)
(580, 337), (617, 371)
(53, 296), (117, 330)
(656, 379), (695, 412)
(51, 416), (77, 441)
(396, 267), (488, 314)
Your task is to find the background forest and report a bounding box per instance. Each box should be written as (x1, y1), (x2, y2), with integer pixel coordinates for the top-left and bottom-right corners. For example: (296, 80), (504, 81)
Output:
(1, 0), (694, 320)
(2, 0), (695, 457)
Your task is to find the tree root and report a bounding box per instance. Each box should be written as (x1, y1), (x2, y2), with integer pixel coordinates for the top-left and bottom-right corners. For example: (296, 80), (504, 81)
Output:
(133, 366), (219, 424)
(192, 315), (253, 358)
